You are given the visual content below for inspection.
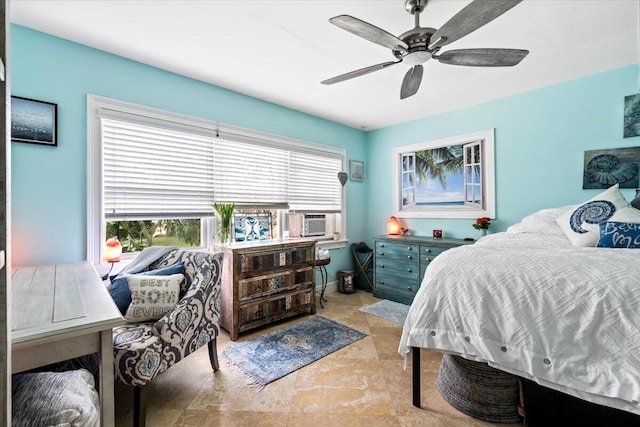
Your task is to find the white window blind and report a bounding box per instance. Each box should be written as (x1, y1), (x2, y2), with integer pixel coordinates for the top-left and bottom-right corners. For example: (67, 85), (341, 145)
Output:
(102, 118), (215, 220)
(212, 136), (290, 209)
(289, 150), (342, 212)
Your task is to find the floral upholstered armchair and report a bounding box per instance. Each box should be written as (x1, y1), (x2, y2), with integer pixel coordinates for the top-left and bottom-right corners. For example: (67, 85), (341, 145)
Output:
(112, 249), (223, 427)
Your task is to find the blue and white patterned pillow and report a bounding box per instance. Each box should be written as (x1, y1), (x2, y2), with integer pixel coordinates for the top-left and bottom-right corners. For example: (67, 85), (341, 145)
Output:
(556, 184), (631, 247)
(597, 221), (640, 248)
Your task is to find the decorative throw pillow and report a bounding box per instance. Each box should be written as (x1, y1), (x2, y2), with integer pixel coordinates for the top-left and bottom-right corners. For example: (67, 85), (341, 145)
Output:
(108, 262), (184, 314)
(555, 184), (630, 247)
(597, 221), (640, 248)
(124, 273), (184, 323)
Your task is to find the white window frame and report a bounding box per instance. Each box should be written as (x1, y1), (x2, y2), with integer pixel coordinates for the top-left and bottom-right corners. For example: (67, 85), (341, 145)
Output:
(392, 129), (495, 219)
(87, 94), (347, 263)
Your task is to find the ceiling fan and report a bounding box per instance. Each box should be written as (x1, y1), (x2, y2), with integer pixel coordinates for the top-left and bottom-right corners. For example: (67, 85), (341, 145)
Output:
(321, 0), (529, 99)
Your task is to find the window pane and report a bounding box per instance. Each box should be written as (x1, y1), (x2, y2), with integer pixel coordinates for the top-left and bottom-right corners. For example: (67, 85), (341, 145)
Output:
(107, 219), (201, 253)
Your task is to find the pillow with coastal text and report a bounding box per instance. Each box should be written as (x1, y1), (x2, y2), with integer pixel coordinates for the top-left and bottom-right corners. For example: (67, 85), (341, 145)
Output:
(597, 221), (640, 248)
(124, 273), (184, 323)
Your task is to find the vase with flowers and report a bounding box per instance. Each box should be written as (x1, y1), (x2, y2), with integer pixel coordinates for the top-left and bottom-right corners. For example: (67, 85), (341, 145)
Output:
(472, 217), (492, 238)
(213, 202), (235, 245)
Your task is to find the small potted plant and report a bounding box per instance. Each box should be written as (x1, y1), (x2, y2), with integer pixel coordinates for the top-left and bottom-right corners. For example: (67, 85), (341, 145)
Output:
(213, 202), (235, 244)
(472, 217), (492, 238)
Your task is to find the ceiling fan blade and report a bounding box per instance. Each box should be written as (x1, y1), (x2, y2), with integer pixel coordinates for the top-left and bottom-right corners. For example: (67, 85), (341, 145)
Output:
(322, 61), (400, 85)
(400, 65), (423, 100)
(429, 0), (523, 49)
(330, 15), (409, 52)
(435, 48), (528, 67)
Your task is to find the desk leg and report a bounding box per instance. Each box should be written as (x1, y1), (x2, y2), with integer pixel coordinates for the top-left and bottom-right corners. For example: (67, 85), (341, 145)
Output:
(100, 329), (115, 427)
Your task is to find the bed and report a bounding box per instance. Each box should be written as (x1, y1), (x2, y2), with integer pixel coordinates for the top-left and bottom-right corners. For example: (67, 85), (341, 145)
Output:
(399, 189), (640, 420)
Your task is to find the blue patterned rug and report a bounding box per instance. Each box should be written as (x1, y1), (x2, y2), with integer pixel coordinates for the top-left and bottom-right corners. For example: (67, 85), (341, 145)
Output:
(222, 315), (366, 390)
(359, 299), (410, 324)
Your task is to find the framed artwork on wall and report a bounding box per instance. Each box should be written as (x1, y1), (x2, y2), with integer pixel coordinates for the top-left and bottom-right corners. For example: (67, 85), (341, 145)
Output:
(391, 129), (496, 219)
(349, 159), (364, 182)
(11, 96), (57, 146)
(624, 94), (640, 138)
(583, 147), (640, 189)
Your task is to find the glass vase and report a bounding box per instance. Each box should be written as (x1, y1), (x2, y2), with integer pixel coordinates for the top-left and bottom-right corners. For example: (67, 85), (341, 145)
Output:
(217, 216), (233, 245)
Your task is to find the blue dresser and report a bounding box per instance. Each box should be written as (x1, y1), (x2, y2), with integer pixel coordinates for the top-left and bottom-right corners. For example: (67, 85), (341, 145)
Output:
(373, 235), (471, 305)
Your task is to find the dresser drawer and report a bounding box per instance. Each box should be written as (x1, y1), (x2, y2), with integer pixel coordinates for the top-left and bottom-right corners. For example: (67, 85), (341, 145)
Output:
(375, 271), (419, 293)
(375, 241), (419, 262)
(238, 266), (313, 301)
(238, 245), (314, 275)
(374, 279), (419, 305)
(375, 262), (419, 281)
(238, 288), (314, 325)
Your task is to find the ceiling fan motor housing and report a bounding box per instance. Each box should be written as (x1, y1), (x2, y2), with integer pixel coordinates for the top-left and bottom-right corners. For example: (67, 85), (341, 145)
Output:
(394, 27), (437, 65)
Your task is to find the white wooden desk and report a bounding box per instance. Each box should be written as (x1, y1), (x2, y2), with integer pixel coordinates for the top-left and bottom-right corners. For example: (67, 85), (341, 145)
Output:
(11, 262), (124, 427)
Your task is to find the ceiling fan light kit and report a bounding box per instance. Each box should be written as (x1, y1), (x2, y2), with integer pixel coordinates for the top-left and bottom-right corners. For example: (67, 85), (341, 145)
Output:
(322, 0), (529, 99)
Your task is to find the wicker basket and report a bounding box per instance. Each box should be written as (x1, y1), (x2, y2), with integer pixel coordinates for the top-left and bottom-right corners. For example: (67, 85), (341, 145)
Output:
(437, 354), (524, 424)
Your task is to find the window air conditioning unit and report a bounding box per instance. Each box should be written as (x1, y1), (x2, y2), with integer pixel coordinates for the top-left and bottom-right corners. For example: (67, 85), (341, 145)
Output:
(289, 213), (326, 237)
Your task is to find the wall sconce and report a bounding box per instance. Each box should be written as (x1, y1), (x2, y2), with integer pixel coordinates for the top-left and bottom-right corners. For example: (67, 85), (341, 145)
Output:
(102, 237), (122, 280)
(386, 216), (401, 235)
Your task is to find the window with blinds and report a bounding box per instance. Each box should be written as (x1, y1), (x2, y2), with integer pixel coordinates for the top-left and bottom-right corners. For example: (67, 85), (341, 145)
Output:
(102, 118), (215, 220)
(88, 95), (346, 262)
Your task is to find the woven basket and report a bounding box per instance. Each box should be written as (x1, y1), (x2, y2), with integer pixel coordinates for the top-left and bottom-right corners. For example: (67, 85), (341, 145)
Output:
(437, 354), (524, 424)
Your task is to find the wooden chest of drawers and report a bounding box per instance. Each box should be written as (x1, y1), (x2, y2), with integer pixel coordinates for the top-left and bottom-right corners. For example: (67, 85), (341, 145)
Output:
(373, 235), (470, 305)
(215, 239), (316, 340)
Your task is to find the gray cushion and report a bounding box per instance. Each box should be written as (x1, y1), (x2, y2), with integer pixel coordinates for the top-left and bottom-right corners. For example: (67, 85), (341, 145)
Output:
(12, 369), (99, 427)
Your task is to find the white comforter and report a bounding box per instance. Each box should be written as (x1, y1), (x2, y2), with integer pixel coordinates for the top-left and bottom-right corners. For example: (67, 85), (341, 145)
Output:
(399, 215), (640, 414)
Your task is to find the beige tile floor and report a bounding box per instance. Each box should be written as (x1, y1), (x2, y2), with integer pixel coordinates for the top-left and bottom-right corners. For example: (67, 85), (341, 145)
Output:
(115, 291), (523, 427)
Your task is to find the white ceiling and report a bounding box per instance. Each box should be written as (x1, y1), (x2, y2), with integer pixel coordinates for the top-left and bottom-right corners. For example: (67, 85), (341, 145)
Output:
(9, 0), (639, 130)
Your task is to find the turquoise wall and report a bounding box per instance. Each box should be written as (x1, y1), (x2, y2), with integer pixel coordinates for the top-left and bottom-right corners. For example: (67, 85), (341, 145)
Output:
(365, 65), (640, 243)
(10, 25), (367, 271)
(11, 24), (640, 271)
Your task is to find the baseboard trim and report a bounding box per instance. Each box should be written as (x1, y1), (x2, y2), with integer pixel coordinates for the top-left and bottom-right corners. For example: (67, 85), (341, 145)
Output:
(316, 280), (338, 295)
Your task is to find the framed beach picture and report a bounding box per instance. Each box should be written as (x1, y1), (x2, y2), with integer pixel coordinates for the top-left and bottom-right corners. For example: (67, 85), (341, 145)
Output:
(392, 129), (496, 219)
(11, 96), (57, 146)
(349, 159), (365, 182)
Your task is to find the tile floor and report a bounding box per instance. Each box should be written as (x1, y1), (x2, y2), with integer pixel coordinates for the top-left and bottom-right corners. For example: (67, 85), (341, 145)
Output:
(115, 291), (523, 427)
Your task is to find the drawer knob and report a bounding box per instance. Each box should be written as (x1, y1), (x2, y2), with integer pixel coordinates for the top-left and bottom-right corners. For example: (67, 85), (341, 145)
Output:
(407, 268), (412, 273)
(407, 286), (413, 291)
(380, 280), (385, 285)
(407, 246), (413, 251)
(379, 252), (385, 256)
(424, 248), (431, 253)
(380, 264), (385, 268)
(407, 255), (412, 260)
(380, 243), (385, 247)
(425, 257), (431, 262)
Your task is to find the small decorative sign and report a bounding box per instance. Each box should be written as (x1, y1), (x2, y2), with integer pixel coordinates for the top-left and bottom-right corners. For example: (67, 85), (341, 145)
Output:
(11, 96), (57, 146)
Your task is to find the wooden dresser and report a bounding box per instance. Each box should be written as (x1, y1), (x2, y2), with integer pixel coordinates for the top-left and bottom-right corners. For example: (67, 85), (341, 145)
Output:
(373, 235), (471, 305)
(215, 239), (316, 340)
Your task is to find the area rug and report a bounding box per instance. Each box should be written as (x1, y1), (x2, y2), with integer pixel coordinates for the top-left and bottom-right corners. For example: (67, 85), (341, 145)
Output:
(359, 299), (410, 324)
(222, 315), (366, 390)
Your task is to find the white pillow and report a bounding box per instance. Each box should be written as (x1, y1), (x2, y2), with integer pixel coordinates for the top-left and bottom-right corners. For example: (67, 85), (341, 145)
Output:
(555, 184), (632, 247)
(124, 273), (184, 322)
(507, 205), (576, 236)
